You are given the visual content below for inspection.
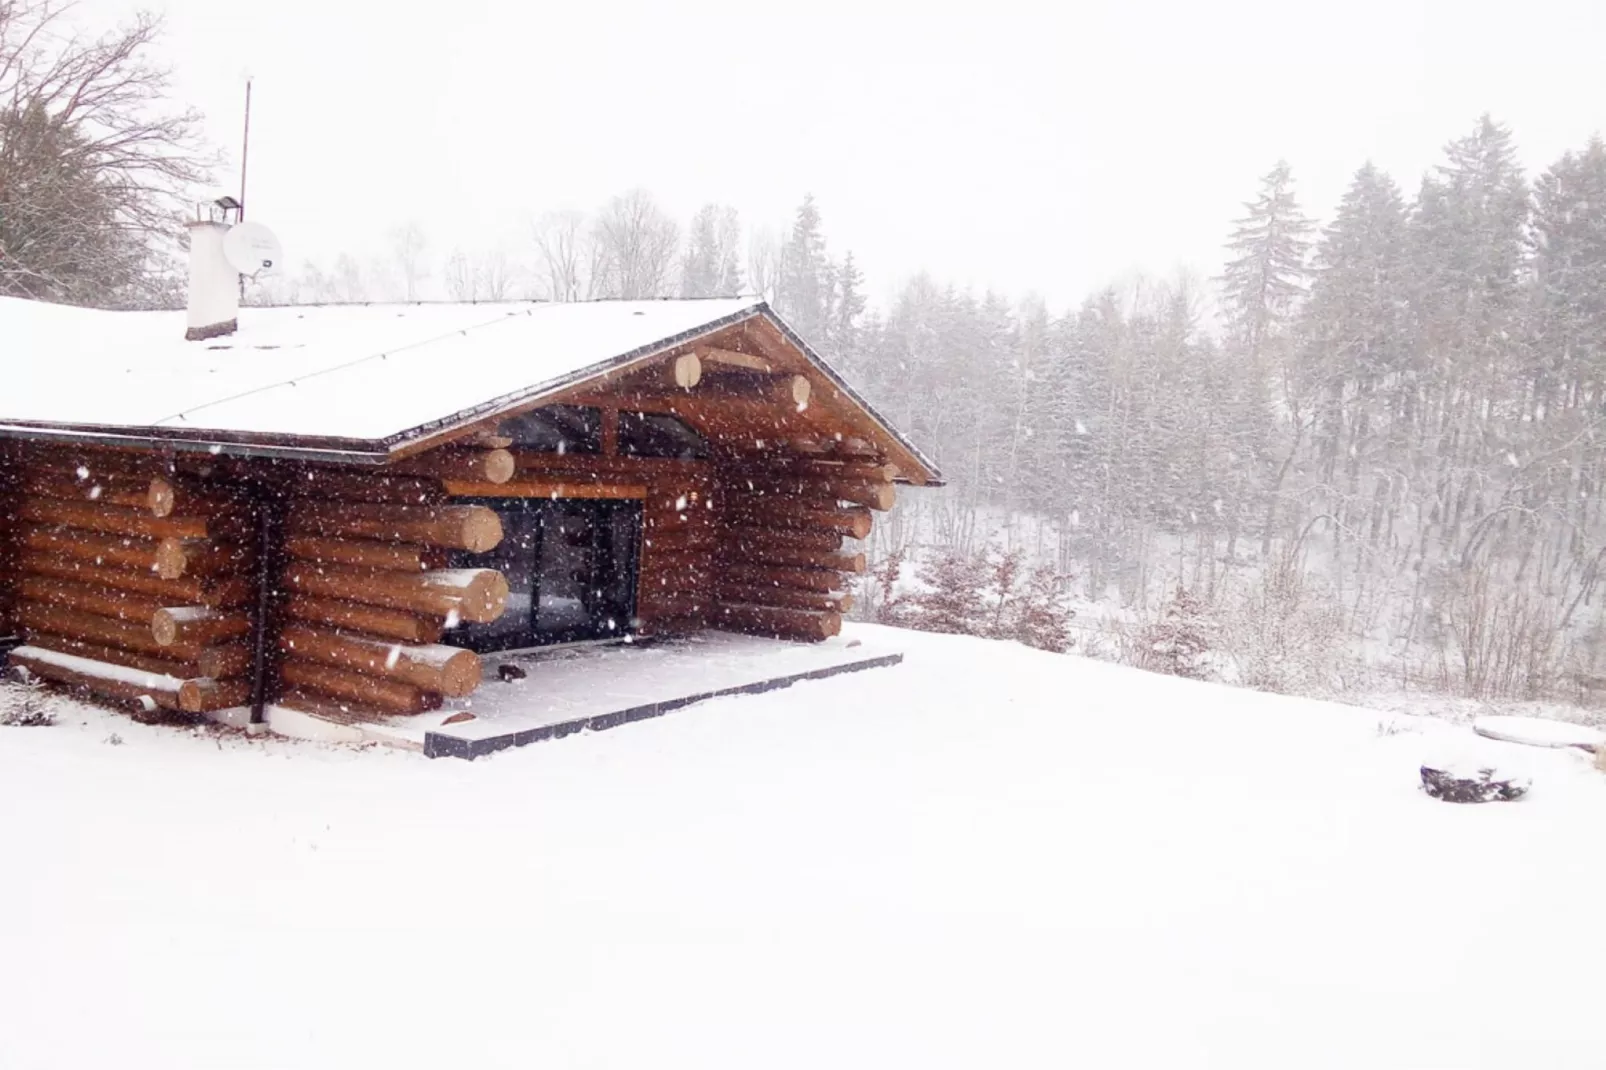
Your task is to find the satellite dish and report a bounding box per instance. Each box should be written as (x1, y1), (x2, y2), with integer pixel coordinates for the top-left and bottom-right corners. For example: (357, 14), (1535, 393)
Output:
(223, 221), (283, 277)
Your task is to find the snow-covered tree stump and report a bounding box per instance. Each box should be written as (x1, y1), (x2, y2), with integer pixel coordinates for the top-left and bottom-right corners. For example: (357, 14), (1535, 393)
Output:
(1420, 763), (1530, 804)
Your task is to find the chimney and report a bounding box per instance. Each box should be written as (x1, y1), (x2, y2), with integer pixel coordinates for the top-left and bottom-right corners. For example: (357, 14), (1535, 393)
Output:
(185, 219), (239, 342)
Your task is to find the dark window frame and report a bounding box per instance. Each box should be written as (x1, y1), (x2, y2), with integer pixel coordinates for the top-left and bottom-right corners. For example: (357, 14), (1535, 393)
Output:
(503, 405), (604, 455)
(618, 410), (710, 460)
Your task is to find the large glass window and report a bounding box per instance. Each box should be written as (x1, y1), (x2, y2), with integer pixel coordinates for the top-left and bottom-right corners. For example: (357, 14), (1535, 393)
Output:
(618, 411), (709, 460)
(503, 405), (603, 454)
(444, 498), (642, 652)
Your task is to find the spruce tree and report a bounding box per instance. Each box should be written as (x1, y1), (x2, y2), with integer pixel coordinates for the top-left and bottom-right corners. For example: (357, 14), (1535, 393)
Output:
(1219, 161), (1314, 360)
(777, 194), (831, 343)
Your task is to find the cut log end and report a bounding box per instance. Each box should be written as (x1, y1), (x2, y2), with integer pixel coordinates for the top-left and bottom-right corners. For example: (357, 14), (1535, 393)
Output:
(673, 352), (702, 389)
(147, 476), (175, 518)
(789, 375), (811, 407)
(155, 538), (188, 580)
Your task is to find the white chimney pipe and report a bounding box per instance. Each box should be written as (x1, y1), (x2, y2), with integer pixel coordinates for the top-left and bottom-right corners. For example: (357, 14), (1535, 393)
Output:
(185, 220), (239, 342)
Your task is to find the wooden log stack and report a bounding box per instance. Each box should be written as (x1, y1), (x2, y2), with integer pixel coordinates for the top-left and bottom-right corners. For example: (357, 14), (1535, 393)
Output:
(710, 451), (893, 642)
(271, 453), (512, 720)
(0, 447), (257, 714)
(0, 442), (514, 725)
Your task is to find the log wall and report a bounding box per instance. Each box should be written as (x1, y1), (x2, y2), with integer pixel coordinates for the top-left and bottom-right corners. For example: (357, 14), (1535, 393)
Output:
(0, 447), (258, 714)
(709, 452), (892, 643)
(0, 444), (516, 723)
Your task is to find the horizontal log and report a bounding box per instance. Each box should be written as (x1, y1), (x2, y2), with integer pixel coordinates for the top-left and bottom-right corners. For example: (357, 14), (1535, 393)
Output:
(711, 604), (841, 642)
(638, 547), (714, 571)
(17, 497), (235, 541)
(726, 501), (873, 539)
(717, 583), (853, 614)
(462, 428), (514, 449)
(511, 452), (710, 478)
(279, 624), (482, 698)
(279, 657), (442, 716)
(8, 648), (184, 712)
(723, 545), (865, 573)
(18, 575), (168, 625)
(794, 460), (899, 482)
(283, 566), (508, 623)
(167, 538), (254, 578)
(16, 601), (235, 662)
(635, 591), (712, 618)
(734, 478), (892, 510)
(274, 687), (398, 724)
(146, 476), (236, 519)
(695, 345), (771, 372)
(23, 633), (245, 682)
(640, 529), (718, 554)
(282, 595), (445, 644)
(443, 480), (647, 500)
(151, 607), (252, 648)
(723, 525), (844, 553)
(284, 535), (445, 572)
(176, 677), (252, 714)
(720, 563), (844, 593)
(286, 503), (503, 553)
(21, 451), (176, 482)
(17, 472), (152, 511)
(390, 447), (517, 485)
(16, 524), (191, 579)
(18, 551), (253, 608)
(24, 633), (197, 680)
(284, 469), (447, 506)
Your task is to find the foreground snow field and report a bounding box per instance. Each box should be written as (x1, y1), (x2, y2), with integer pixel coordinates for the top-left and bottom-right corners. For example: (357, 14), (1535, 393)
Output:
(3, 625), (1605, 1069)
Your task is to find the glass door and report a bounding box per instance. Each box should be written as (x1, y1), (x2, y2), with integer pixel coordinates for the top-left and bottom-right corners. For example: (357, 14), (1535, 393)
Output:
(446, 498), (642, 653)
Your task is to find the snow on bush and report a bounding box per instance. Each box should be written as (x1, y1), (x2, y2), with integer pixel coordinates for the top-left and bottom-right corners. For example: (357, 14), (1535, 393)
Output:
(0, 677), (56, 728)
(865, 544), (1076, 652)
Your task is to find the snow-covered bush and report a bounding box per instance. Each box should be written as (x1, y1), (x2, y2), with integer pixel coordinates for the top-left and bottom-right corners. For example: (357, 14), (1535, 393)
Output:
(1216, 570), (1345, 694)
(1428, 563), (1570, 701)
(1134, 587), (1212, 679)
(0, 677), (55, 727)
(866, 544), (1076, 652)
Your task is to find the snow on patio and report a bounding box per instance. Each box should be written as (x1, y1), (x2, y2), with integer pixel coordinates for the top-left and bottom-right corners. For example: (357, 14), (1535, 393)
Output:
(3, 623), (1605, 1069)
(361, 631), (905, 756)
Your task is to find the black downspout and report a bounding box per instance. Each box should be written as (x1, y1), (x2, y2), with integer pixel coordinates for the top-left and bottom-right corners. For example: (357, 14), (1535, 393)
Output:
(247, 486), (281, 724)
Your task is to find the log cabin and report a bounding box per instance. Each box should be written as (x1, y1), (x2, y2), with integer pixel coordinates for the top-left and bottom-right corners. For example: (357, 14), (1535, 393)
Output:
(0, 221), (942, 737)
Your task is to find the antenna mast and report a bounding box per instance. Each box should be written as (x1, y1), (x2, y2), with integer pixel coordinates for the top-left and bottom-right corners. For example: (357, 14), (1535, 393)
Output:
(239, 77), (253, 221)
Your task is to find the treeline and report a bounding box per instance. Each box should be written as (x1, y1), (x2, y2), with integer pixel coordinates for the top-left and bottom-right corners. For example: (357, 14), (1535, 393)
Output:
(829, 116), (1606, 700)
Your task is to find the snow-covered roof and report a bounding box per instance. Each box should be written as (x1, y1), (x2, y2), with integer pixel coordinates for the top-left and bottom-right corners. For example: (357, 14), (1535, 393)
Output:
(0, 296), (939, 480)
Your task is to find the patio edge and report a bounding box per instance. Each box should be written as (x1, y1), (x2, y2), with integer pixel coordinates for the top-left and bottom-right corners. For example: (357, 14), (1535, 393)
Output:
(422, 652), (904, 760)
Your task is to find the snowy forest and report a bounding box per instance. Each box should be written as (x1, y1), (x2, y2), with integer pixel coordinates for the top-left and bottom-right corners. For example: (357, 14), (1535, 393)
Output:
(245, 121), (1606, 704)
(5, 0), (1606, 704)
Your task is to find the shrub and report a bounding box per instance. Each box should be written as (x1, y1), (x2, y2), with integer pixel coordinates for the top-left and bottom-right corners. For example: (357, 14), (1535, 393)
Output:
(0, 677), (56, 727)
(1135, 586), (1212, 679)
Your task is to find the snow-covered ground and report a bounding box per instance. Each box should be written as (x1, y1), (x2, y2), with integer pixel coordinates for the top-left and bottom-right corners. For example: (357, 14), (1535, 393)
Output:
(3, 624), (1604, 1069)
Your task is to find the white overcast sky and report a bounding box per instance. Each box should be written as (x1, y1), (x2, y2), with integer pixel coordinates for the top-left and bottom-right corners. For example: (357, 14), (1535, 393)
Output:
(85, 0), (1606, 308)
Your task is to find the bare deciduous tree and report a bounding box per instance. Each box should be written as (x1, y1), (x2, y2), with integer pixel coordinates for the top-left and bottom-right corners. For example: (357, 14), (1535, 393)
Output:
(0, 1), (211, 306)
(590, 188), (678, 299)
(385, 222), (429, 301)
(530, 210), (587, 301)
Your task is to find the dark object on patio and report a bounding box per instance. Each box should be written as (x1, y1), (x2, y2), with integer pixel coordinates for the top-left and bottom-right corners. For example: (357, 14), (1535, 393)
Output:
(1420, 764), (1530, 803)
(497, 663), (527, 682)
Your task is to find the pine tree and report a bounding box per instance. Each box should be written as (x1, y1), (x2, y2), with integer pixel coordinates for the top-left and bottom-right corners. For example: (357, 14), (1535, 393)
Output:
(680, 205), (721, 298)
(777, 194), (831, 344)
(1302, 162), (1410, 503)
(1219, 161), (1314, 360)
(829, 250), (867, 363)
